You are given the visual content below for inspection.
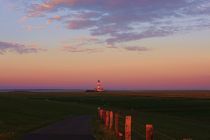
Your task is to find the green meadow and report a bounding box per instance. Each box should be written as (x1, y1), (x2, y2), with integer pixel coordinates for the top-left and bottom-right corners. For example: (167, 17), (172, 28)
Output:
(0, 91), (210, 140)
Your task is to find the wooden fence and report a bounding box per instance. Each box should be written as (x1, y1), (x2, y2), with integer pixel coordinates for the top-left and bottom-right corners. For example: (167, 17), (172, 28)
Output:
(98, 107), (153, 140)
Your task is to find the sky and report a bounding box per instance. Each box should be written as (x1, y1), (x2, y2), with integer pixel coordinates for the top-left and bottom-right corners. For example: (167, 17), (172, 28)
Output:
(0, 0), (210, 90)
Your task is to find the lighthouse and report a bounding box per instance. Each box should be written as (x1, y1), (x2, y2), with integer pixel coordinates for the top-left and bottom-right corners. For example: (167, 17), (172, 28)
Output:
(96, 80), (104, 92)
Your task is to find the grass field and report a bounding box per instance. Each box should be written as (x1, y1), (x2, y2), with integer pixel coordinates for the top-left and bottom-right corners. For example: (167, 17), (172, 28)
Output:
(0, 91), (210, 140)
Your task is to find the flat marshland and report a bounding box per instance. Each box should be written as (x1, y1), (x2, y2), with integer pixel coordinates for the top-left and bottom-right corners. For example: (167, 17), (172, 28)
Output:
(0, 90), (210, 140)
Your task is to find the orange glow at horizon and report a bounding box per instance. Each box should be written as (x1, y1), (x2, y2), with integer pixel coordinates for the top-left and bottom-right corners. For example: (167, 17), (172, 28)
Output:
(1, 42), (210, 89)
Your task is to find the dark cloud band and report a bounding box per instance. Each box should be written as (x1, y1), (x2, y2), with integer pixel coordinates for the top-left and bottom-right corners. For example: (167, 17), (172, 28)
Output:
(0, 41), (46, 54)
(25, 0), (210, 50)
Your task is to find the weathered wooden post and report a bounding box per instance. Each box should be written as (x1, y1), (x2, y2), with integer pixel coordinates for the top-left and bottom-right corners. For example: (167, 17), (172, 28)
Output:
(146, 124), (154, 140)
(105, 111), (110, 128)
(99, 109), (103, 120)
(109, 111), (113, 129)
(115, 113), (119, 136)
(125, 115), (131, 140)
(103, 110), (106, 124)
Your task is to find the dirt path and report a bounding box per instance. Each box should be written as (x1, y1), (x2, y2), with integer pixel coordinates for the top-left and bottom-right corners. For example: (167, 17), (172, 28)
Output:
(23, 115), (95, 140)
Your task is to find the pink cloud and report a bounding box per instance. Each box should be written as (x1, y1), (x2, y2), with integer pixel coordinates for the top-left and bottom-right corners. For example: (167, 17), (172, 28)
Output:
(28, 0), (96, 17)
(67, 19), (96, 29)
(47, 15), (62, 24)
(49, 15), (62, 20)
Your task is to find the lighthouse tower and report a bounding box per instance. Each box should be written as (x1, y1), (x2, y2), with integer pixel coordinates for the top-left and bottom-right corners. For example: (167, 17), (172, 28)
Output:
(96, 80), (104, 92)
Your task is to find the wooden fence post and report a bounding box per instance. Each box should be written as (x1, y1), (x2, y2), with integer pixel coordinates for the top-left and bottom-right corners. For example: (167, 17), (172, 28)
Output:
(103, 110), (106, 124)
(125, 116), (131, 140)
(109, 111), (113, 129)
(146, 124), (154, 140)
(105, 111), (110, 128)
(115, 113), (119, 136)
(99, 109), (103, 120)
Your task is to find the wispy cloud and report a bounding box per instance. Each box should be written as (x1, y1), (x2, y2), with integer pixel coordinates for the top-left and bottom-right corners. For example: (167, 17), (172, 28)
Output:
(0, 41), (46, 54)
(123, 46), (149, 52)
(61, 35), (103, 53)
(62, 35), (102, 47)
(22, 0), (210, 48)
(47, 15), (62, 24)
(63, 45), (102, 53)
(25, 24), (47, 31)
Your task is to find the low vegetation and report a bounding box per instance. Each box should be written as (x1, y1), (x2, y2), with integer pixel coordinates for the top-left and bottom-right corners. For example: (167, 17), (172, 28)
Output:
(0, 91), (210, 139)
